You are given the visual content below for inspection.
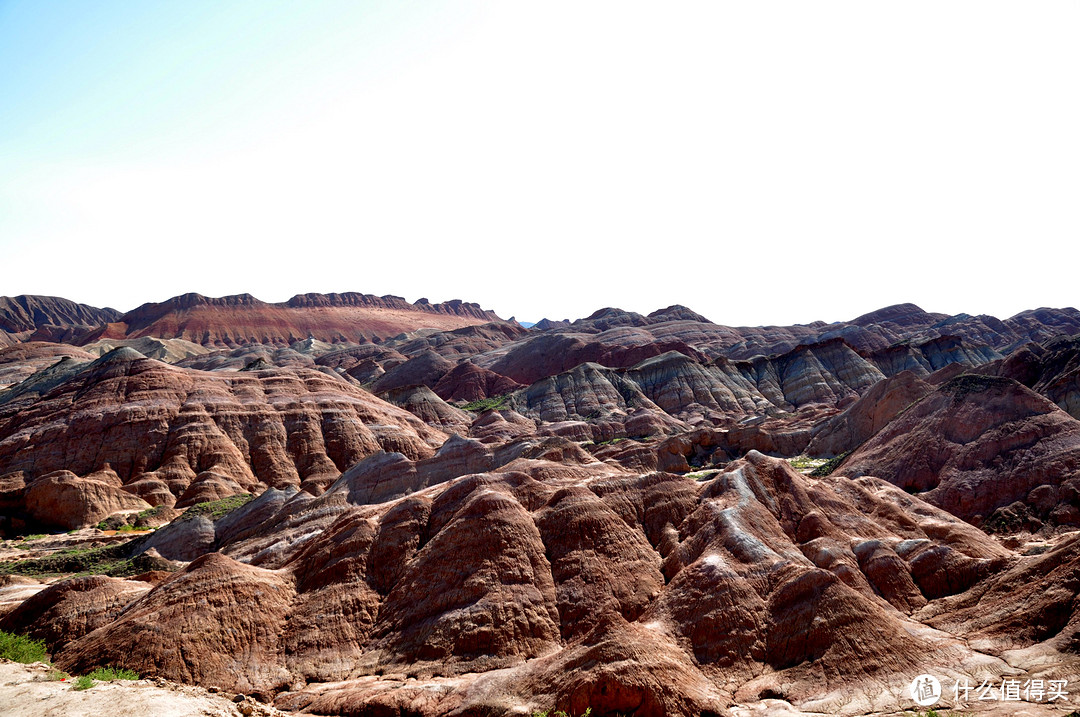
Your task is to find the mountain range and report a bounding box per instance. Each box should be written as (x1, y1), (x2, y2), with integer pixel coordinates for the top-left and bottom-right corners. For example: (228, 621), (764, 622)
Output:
(2, 291), (1080, 716)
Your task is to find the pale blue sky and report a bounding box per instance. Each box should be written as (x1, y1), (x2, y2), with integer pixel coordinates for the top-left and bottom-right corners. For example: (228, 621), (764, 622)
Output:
(2, 1), (1078, 325)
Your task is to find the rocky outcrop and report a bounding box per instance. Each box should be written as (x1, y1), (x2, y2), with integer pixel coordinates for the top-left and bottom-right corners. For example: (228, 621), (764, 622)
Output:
(989, 335), (1080, 419)
(0, 342), (96, 390)
(807, 370), (933, 457)
(0, 348), (447, 526)
(23, 470), (153, 530)
(370, 350), (455, 394)
(838, 375), (1080, 527)
(56, 553), (296, 697)
(378, 385), (472, 432)
(83, 292), (505, 348)
(484, 330), (706, 386)
(431, 361), (525, 402)
(0, 575), (152, 653)
(81, 337), (210, 364)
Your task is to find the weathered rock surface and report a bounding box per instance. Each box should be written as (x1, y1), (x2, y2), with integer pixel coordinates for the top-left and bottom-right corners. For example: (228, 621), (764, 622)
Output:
(0, 342), (96, 390)
(839, 375), (1080, 526)
(9, 297), (1080, 716)
(0, 575), (152, 652)
(990, 334), (1080, 419)
(807, 370), (933, 457)
(23, 470), (153, 530)
(56, 553), (296, 696)
(378, 385), (472, 432)
(0, 347), (446, 528)
(431, 360), (525, 402)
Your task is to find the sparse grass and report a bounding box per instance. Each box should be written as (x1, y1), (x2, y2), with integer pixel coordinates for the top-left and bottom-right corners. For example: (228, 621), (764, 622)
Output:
(809, 450), (852, 477)
(72, 675), (94, 690)
(21, 533), (47, 541)
(87, 666), (139, 681)
(687, 469), (721, 481)
(459, 395), (508, 413)
(47, 669), (69, 681)
(0, 630), (47, 663)
(532, 709), (592, 717)
(182, 493), (253, 521)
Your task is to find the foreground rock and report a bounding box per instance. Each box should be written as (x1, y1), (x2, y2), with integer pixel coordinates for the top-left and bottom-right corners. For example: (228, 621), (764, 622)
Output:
(8, 454), (1071, 715)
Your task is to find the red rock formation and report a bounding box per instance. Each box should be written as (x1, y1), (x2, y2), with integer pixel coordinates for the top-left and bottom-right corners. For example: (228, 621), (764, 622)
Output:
(0, 575), (151, 653)
(431, 360), (525, 402)
(0, 342), (95, 389)
(90, 292), (504, 348)
(56, 553), (296, 697)
(0, 347), (446, 527)
(838, 375), (1080, 526)
(24, 470), (152, 530)
(3, 453), (1030, 716)
(0, 295), (120, 336)
(807, 370), (933, 457)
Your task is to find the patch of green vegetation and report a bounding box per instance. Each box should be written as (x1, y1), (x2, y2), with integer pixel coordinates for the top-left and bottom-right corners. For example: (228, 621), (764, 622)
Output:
(0, 630), (47, 663)
(787, 455), (827, 471)
(47, 669), (69, 681)
(98, 504), (172, 531)
(72, 675), (94, 691)
(136, 505), (170, 522)
(87, 666), (139, 681)
(21, 534), (47, 541)
(460, 395), (508, 413)
(687, 469), (721, 481)
(533, 709), (592, 717)
(940, 373), (1010, 398)
(182, 493), (253, 521)
(0, 537), (165, 579)
(809, 450), (852, 478)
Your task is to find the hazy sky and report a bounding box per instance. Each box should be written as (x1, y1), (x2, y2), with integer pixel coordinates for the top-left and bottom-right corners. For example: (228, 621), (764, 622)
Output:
(2, 1), (1077, 326)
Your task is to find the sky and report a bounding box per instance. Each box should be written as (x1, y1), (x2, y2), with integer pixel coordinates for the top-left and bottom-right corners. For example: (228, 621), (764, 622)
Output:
(1, 1), (1077, 327)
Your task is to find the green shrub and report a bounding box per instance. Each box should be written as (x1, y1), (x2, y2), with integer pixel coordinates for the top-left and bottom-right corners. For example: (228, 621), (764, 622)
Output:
(0, 630), (47, 663)
(72, 675), (94, 690)
(87, 666), (139, 681)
